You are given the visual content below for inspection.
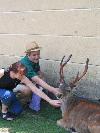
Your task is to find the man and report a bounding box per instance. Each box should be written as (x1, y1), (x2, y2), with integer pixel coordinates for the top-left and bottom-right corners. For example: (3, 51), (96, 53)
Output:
(14, 41), (61, 112)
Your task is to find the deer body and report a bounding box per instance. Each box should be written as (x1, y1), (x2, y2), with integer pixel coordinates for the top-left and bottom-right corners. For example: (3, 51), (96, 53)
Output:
(57, 55), (100, 133)
(57, 94), (100, 133)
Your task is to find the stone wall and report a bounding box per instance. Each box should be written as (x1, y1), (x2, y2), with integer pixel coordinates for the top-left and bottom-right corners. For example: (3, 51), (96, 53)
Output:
(0, 0), (100, 99)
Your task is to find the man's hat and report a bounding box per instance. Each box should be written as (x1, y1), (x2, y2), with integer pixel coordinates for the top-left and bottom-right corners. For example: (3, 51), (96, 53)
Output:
(25, 41), (41, 53)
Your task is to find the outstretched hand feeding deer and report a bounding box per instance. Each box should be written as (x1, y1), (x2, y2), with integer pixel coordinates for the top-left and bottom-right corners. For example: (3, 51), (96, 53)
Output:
(57, 55), (100, 133)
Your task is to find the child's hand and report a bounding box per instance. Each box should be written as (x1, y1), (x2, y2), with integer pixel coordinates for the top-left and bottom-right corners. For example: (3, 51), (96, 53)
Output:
(49, 99), (61, 107)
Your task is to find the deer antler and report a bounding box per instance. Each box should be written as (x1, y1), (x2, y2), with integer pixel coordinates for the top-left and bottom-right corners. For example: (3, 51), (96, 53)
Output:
(59, 54), (72, 83)
(69, 58), (89, 89)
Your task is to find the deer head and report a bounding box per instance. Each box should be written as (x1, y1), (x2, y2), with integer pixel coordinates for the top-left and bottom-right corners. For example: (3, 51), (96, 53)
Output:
(57, 55), (89, 118)
(57, 55), (89, 99)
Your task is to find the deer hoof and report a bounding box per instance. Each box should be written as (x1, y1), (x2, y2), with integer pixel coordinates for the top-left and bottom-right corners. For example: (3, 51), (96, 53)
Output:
(57, 119), (66, 128)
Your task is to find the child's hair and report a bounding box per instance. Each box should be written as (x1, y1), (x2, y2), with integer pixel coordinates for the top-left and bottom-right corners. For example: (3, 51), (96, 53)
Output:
(9, 62), (27, 75)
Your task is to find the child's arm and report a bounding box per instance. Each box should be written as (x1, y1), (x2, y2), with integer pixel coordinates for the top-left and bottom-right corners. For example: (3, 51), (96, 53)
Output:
(21, 76), (61, 107)
(0, 69), (4, 78)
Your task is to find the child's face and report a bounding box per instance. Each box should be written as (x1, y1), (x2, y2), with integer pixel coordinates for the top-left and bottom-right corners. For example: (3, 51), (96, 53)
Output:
(12, 68), (26, 80)
(14, 71), (24, 80)
(28, 50), (40, 63)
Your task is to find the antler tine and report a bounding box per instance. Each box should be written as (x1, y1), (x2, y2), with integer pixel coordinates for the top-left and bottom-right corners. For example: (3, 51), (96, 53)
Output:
(70, 58), (89, 88)
(59, 56), (65, 82)
(59, 54), (72, 83)
(77, 58), (89, 81)
(62, 54), (72, 67)
(60, 55), (65, 66)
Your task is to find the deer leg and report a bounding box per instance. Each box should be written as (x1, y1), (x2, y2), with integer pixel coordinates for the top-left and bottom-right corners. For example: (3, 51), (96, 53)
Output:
(57, 119), (67, 128)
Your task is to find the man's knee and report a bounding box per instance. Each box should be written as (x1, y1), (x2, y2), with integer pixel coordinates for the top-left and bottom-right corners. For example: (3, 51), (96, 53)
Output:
(13, 84), (32, 96)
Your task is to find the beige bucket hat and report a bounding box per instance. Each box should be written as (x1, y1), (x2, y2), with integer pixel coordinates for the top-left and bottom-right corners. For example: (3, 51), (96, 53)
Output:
(25, 41), (41, 53)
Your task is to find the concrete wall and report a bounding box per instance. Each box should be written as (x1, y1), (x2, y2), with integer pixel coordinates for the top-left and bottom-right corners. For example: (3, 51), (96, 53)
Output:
(0, 0), (100, 99)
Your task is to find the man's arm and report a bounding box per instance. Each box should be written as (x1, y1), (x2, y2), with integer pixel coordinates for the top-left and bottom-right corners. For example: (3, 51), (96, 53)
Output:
(31, 76), (61, 96)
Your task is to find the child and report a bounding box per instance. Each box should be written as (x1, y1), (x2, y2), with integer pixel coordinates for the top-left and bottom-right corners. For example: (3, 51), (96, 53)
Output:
(0, 62), (25, 120)
(0, 62), (61, 120)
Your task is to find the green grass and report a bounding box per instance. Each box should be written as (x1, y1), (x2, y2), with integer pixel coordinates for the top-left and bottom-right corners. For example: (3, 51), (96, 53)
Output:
(0, 101), (69, 133)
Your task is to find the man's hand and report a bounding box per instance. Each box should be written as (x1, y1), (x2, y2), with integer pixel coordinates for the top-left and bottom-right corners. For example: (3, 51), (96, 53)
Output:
(52, 87), (62, 96)
(49, 99), (61, 107)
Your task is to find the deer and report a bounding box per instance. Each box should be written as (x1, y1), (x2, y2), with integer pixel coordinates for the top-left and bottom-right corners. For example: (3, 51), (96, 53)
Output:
(57, 55), (100, 133)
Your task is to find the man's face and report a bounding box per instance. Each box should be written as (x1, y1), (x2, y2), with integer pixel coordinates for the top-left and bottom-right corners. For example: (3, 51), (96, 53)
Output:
(28, 50), (40, 63)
